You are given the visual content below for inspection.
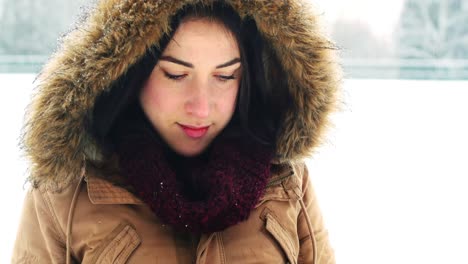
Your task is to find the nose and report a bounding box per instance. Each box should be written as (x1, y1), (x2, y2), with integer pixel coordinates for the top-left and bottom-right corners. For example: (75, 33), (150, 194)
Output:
(185, 82), (211, 119)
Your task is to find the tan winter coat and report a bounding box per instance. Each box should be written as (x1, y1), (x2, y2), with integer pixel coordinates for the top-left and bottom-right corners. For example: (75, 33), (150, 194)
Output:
(13, 162), (334, 264)
(12, 0), (341, 263)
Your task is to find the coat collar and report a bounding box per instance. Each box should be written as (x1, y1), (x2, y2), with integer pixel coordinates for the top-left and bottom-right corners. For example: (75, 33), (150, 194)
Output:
(85, 166), (144, 205)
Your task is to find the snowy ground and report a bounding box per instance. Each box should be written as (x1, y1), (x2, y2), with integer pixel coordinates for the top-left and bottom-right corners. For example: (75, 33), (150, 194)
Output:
(1, 74), (467, 263)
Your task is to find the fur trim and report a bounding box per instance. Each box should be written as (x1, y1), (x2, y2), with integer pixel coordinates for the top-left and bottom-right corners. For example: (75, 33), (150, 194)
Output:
(21, 0), (341, 190)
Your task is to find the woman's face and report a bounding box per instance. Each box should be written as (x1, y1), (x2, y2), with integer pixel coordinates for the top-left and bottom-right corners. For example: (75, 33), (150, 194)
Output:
(140, 19), (241, 157)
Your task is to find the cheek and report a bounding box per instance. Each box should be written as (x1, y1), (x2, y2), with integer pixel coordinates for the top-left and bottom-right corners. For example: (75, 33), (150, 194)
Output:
(219, 86), (239, 116)
(141, 82), (174, 114)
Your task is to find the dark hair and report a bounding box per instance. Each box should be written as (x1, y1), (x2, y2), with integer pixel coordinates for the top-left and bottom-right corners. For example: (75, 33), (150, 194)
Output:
(88, 2), (291, 157)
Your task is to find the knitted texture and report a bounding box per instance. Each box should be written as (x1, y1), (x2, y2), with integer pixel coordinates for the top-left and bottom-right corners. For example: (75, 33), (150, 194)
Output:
(116, 128), (273, 233)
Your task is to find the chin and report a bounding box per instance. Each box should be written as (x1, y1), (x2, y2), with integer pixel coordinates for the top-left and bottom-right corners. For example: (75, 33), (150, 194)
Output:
(172, 143), (208, 157)
(177, 149), (203, 157)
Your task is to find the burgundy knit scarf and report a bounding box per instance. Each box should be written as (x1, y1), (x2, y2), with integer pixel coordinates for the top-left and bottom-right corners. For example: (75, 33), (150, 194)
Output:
(116, 128), (273, 234)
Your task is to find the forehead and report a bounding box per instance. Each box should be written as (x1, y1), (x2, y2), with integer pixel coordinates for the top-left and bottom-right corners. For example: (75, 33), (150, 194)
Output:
(163, 19), (240, 57)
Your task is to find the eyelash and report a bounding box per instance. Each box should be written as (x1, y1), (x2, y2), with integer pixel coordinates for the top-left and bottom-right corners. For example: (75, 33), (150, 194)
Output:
(163, 72), (235, 82)
(162, 71), (184, 80)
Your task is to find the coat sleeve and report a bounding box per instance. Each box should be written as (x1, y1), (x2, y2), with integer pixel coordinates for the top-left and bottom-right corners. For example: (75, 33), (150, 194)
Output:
(11, 187), (67, 264)
(297, 163), (336, 264)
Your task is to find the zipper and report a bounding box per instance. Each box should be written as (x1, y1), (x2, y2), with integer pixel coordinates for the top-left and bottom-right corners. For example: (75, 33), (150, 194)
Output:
(266, 171), (294, 188)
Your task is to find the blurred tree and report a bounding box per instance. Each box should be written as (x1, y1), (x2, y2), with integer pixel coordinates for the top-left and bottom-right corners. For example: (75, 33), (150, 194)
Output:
(332, 19), (394, 59)
(0, 0), (91, 55)
(0, 0), (5, 20)
(396, 0), (468, 59)
(332, 19), (399, 78)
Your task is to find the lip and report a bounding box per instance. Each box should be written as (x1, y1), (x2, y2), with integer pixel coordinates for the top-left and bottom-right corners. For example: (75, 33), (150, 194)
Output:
(178, 124), (210, 139)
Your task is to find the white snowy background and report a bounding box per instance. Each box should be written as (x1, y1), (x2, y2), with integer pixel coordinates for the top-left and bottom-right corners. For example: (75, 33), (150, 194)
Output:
(1, 74), (467, 263)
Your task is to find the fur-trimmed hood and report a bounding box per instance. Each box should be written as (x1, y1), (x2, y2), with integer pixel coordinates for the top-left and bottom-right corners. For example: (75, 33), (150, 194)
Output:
(22, 0), (341, 189)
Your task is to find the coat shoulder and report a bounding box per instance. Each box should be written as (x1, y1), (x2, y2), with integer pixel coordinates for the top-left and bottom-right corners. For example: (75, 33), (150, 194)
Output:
(12, 180), (83, 263)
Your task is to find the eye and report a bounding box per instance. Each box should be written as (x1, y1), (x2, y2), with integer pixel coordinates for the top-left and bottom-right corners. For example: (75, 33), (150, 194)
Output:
(163, 71), (187, 81)
(216, 75), (236, 82)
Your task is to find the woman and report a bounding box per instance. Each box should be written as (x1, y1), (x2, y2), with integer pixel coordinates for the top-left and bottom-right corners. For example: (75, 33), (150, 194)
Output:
(13, 0), (340, 263)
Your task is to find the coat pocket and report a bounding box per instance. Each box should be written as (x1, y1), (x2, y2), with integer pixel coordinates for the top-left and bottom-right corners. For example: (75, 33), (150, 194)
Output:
(90, 223), (141, 264)
(264, 212), (298, 264)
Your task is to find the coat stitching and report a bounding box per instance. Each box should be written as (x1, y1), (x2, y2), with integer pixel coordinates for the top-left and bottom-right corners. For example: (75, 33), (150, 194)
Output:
(113, 226), (141, 263)
(39, 190), (80, 262)
(265, 213), (297, 264)
(39, 190), (66, 243)
(217, 233), (226, 264)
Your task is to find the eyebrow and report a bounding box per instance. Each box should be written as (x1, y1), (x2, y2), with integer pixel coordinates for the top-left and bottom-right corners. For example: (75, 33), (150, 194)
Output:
(159, 56), (241, 69)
